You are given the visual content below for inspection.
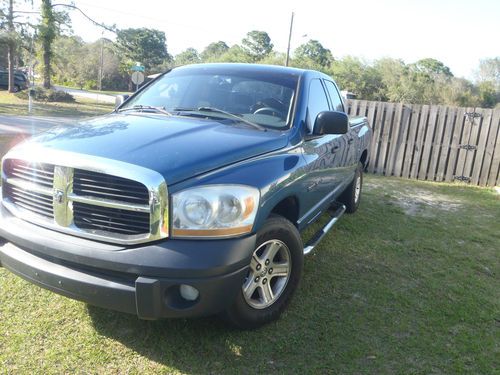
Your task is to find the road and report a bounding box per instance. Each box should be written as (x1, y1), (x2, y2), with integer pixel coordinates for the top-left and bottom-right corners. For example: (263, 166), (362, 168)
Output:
(0, 115), (74, 158)
(53, 85), (117, 104)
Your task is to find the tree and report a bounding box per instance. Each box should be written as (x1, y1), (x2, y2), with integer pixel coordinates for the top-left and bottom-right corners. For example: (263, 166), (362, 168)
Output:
(200, 41), (229, 62)
(330, 56), (383, 100)
(412, 58), (453, 77)
(0, 0), (33, 92)
(174, 48), (201, 66)
(115, 28), (170, 72)
(242, 30), (273, 61)
(294, 39), (333, 68)
(217, 45), (253, 63)
(475, 57), (500, 91)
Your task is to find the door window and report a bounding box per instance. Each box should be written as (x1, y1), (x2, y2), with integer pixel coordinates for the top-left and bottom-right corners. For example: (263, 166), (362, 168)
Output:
(323, 80), (345, 112)
(307, 79), (330, 133)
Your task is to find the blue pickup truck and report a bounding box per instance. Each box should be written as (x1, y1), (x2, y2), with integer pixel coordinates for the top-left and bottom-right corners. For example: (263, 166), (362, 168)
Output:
(0, 63), (371, 328)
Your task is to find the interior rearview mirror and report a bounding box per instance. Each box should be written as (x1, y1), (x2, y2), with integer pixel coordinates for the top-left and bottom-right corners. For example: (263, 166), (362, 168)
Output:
(115, 94), (130, 109)
(313, 111), (349, 135)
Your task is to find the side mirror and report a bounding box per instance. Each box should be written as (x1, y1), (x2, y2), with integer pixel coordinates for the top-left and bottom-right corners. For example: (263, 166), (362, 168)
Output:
(313, 111), (348, 135)
(115, 94), (130, 109)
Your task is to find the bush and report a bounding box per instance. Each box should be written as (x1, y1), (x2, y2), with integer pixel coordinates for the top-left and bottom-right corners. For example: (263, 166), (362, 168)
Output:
(14, 87), (75, 103)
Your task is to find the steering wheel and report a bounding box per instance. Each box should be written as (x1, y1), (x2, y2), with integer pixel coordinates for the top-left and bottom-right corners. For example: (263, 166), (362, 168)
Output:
(253, 107), (284, 118)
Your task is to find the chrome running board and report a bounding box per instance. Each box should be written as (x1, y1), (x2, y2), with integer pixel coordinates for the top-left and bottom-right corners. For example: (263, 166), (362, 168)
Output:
(303, 203), (346, 255)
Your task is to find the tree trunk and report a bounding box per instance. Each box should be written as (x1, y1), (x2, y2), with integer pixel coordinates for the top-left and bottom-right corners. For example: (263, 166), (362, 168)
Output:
(7, 0), (15, 93)
(43, 45), (51, 88)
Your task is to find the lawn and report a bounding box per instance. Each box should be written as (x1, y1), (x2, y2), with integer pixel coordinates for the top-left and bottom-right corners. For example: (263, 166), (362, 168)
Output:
(0, 175), (498, 374)
(0, 90), (114, 117)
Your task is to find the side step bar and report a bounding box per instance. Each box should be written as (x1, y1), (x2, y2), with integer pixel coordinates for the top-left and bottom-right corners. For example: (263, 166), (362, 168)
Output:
(303, 203), (346, 255)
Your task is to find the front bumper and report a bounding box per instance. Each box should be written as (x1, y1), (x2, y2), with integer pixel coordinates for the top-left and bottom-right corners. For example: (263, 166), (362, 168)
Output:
(0, 204), (255, 319)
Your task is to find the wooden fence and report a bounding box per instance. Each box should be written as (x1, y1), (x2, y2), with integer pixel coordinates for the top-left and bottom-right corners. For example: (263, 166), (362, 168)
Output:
(347, 100), (500, 187)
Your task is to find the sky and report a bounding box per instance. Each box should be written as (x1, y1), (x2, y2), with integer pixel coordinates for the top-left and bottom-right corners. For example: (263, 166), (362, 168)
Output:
(21, 0), (500, 79)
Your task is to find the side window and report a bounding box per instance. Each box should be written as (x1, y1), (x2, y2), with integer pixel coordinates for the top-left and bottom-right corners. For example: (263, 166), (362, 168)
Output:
(323, 80), (345, 112)
(307, 79), (330, 133)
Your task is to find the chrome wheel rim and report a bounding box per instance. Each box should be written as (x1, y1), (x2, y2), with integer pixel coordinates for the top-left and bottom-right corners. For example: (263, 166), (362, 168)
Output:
(243, 239), (291, 309)
(354, 175), (361, 203)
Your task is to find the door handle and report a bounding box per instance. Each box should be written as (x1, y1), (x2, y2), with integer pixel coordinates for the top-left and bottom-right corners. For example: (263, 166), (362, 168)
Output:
(347, 138), (354, 144)
(331, 145), (340, 153)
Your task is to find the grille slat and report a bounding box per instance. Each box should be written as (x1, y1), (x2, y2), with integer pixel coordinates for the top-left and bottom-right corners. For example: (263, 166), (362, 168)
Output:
(11, 192), (53, 209)
(11, 187), (53, 203)
(11, 199), (54, 218)
(12, 168), (54, 181)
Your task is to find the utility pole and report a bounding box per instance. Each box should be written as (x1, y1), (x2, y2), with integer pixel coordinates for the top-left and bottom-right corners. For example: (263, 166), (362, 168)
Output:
(285, 12), (294, 67)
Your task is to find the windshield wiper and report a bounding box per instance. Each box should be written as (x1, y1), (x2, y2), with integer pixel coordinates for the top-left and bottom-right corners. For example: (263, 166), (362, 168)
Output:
(118, 105), (172, 116)
(197, 107), (266, 131)
(172, 106), (266, 131)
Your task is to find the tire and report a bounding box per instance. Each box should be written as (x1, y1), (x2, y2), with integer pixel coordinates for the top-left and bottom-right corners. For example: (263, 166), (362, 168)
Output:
(339, 161), (363, 213)
(223, 215), (303, 329)
(12, 85), (20, 93)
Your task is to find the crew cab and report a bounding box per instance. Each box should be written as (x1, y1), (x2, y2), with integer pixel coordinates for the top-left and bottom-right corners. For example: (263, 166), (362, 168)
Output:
(0, 63), (371, 328)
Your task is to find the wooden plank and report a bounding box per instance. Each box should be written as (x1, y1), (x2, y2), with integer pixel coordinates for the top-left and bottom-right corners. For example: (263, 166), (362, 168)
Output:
(480, 109), (500, 186)
(357, 100), (368, 117)
(410, 105), (430, 179)
(402, 105), (421, 179)
(453, 107), (475, 181)
(418, 104), (439, 179)
(470, 108), (493, 185)
(350, 100), (360, 117)
(427, 106), (448, 181)
(368, 101), (385, 173)
(366, 100), (377, 127)
(435, 106), (457, 182)
(487, 110), (500, 186)
(385, 103), (404, 176)
(377, 102), (395, 174)
(462, 109), (483, 183)
(444, 107), (467, 182)
(393, 104), (413, 177)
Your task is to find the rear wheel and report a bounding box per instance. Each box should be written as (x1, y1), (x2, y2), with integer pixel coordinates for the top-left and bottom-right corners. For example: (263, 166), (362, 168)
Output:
(223, 215), (303, 329)
(339, 161), (363, 213)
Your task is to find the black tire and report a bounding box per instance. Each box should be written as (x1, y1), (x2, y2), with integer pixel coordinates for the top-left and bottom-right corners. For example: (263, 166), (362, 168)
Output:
(223, 215), (303, 329)
(339, 161), (363, 213)
(12, 85), (20, 93)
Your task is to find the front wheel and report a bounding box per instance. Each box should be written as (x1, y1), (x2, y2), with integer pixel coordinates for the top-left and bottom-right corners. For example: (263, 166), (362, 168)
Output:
(223, 215), (303, 329)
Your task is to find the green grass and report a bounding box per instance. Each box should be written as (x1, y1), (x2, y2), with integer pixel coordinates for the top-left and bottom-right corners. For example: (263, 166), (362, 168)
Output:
(0, 175), (499, 374)
(0, 90), (115, 117)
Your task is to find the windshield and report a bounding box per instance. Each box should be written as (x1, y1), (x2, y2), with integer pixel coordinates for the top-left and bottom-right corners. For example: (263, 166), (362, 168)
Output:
(121, 67), (299, 129)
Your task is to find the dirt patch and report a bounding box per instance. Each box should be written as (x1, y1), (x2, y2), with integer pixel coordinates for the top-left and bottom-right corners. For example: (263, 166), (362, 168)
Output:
(364, 179), (464, 216)
(393, 189), (463, 216)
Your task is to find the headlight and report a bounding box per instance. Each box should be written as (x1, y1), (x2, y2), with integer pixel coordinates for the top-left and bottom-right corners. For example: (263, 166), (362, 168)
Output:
(172, 185), (259, 238)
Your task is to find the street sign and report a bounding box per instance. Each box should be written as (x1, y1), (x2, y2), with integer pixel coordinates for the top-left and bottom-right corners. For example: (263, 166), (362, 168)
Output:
(131, 71), (145, 85)
(131, 64), (145, 72)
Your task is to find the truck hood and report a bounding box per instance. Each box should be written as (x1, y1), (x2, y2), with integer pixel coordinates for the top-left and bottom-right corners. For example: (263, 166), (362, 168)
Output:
(25, 113), (289, 185)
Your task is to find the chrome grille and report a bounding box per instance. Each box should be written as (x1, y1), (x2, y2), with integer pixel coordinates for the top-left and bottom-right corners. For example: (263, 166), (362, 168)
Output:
(1, 152), (169, 245)
(7, 159), (54, 188)
(3, 160), (55, 219)
(73, 202), (150, 235)
(73, 169), (150, 204)
(6, 185), (54, 219)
